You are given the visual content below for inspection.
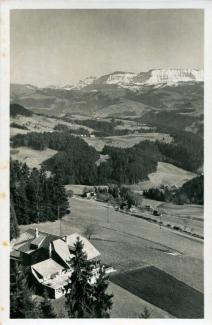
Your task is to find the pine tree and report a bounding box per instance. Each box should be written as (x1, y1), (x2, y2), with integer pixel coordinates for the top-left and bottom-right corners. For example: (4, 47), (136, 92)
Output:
(92, 265), (113, 318)
(40, 289), (56, 318)
(10, 260), (42, 318)
(26, 168), (41, 223)
(52, 166), (69, 217)
(10, 196), (19, 240)
(10, 160), (69, 225)
(65, 237), (95, 318)
(139, 307), (151, 318)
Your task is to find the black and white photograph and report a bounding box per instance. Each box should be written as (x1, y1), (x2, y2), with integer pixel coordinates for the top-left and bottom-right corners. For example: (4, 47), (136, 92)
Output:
(1, 2), (212, 321)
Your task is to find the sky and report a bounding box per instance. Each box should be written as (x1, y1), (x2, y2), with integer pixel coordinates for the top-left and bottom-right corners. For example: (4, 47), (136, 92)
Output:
(10, 9), (204, 87)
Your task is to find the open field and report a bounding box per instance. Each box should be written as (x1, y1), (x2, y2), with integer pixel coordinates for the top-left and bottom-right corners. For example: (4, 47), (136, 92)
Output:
(138, 198), (204, 236)
(159, 202), (203, 219)
(124, 197), (203, 237)
(10, 146), (57, 169)
(129, 162), (197, 191)
(20, 196), (204, 317)
(111, 266), (203, 318)
(85, 133), (172, 151)
(107, 281), (173, 318)
(19, 196), (203, 317)
(20, 196), (203, 288)
(94, 99), (151, 118)
(10, 127), (29, 137)
(10, 114), (94, 134)
(52, 280), (173, 318)
(65, 184), (109, 196)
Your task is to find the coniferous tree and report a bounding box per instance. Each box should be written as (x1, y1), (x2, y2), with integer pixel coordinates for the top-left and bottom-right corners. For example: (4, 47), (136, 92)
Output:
(26, 168), (41, 223)
(92, 265), (113, 318)
(52, 166), (69, 217)
(10, 261), (42, 318)
(10, 197), (19, 240)
(139, 307), (151, 318)
(10, 160), (69, 225)
(40, 290), (56, 318)
(65, 237), (95, 318)
(65, 238), (113, 318)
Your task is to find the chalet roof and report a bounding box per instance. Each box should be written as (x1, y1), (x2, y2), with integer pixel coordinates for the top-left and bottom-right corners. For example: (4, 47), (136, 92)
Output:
(12, 229), (100, 262)
(30, 234), (46, 248)
(18, 242), (32, 253)
(66, 233), (100, 261)
(13, 229), (35, 249)
(16, 229), (61, 254)
(32, 258), (64, 278)
(52, 239), (74, 266)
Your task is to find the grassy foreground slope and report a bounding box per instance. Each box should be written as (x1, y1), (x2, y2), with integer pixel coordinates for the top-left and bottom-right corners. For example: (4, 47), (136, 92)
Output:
(111, 266), (203, 318)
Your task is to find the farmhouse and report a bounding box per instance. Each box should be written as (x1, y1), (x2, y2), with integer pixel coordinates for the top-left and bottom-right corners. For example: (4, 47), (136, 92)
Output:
(10, 228), (101, 299)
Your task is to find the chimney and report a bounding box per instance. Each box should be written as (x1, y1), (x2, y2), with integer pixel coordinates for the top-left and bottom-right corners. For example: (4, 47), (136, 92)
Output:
(49, 242), (52, 258)
(35, 228), (39, 238)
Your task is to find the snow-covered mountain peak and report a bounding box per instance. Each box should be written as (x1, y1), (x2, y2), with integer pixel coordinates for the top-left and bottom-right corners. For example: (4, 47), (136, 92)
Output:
(142, 69), (203, 85)
(106, 72), (137, 85)
(45, 69), (203, 91)
(76, 76), (97, 89)
(92, 69), (203, 90)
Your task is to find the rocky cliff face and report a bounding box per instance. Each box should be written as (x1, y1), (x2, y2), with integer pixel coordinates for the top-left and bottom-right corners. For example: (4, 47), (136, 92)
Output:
(92, 69), (203, 89)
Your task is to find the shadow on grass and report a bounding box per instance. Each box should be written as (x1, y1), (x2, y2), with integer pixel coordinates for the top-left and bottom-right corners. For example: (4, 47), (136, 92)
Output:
(110, 266), (203, 318)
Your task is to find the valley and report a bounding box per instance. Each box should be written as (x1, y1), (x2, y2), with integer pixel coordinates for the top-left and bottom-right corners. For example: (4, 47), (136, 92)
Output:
(10, 68), (204, 318)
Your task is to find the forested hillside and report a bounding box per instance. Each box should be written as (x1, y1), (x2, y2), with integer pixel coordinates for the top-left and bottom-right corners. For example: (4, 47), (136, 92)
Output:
(10, 160), (69, 225)
(11, 128), (203, 185)
(10, 103), (33, 117)
(143, 175), (203, 205)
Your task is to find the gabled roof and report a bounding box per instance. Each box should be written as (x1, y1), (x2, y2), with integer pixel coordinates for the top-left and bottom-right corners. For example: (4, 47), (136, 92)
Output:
(12, 229), (100, 262)
(66, 233), (100, 261)
(32, 258), (64, 278)
(13, 229), (35, 249)
(18, 241), (32, 253)
(15, 229), (61, 254)
(52, 239), (74, 266)
(30, 234), (46, 248)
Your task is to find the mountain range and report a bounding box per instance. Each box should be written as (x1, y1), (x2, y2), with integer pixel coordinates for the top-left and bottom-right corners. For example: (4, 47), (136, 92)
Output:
(25, 69), (203, 91)
(10, 69), (204, 121)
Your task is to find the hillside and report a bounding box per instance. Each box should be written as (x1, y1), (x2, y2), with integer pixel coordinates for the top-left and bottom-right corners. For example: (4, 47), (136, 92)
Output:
(10, 69), (204, 134)
(132, 162), (197, 191)
(10, 103), (33, 117)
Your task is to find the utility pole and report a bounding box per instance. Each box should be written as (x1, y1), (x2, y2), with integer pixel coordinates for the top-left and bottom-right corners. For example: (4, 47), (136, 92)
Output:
(58, 206), (62, 236)
(36, 201), (40, 224)
(107, 202), (109, 223)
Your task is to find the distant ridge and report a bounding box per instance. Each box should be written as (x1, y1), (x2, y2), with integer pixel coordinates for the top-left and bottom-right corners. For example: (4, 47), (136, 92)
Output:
(92, 69), (203, 90)
(11, 68), (203, 91)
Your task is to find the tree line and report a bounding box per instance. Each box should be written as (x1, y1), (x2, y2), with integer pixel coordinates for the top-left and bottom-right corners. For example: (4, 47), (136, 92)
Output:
(12, 131), (99, 153)
(10, 160), (69, 227)
(143, 175), (203, 205)
(157, 130), (203, 172)
(54, 123), (90, 136)
(11, 129), (203, 187)
(99, 141), (162, 184)
(72, 118), (130, 137)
